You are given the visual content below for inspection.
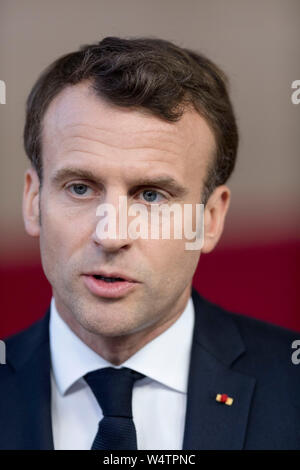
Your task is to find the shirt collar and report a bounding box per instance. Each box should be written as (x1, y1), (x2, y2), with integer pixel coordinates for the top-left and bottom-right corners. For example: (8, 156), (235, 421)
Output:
(50, 295), (195, 396)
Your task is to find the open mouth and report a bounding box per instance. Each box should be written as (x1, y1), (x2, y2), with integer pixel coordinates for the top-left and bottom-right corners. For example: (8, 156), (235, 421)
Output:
(83, 273), (138, 298)
(93, 275), (126, 283)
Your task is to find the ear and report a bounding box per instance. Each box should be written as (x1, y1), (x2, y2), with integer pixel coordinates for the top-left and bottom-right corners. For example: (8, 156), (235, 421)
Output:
(22, 167), (41, 237)
(201, 185), (231, 254)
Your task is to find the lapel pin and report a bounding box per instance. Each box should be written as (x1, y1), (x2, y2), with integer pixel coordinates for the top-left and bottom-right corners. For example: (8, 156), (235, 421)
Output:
(216, 393), (234, 406)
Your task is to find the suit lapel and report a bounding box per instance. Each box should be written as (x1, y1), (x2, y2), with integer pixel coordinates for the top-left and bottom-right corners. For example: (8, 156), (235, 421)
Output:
(3, 311), (54, 450)
(182, 289), (256, 450)
(3, 290), (256, 450)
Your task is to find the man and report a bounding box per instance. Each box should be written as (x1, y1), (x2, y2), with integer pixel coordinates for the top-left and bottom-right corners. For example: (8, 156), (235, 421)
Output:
(0, 36), (299, 450)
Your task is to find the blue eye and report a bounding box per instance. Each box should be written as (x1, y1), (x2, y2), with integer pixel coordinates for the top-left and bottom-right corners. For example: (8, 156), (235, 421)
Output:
(140, 189), (164, 203)
(69, 183), (91, 196)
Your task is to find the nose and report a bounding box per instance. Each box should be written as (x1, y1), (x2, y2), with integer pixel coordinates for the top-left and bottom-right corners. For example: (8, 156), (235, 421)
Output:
(92, 194), (132, 252)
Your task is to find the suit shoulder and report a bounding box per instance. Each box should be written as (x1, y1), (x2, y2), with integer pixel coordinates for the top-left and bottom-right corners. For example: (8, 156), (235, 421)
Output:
(193, 290), (299, 367)
(4, 314), (49, 347)
(2, 312), (50, 373)
(197, 292), (299, 347)
(195, 294), (300, 400)
(226, 308), (298, 349)
(209, 298), (299, 374)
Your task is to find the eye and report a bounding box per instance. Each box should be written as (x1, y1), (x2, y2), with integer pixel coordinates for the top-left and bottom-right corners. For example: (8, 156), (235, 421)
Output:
(67, 183), (93, 197)
(138, 189), (166, 204)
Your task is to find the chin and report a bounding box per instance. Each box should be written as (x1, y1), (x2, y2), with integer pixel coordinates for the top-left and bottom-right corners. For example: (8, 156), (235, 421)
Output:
(75, 309), (139, 337)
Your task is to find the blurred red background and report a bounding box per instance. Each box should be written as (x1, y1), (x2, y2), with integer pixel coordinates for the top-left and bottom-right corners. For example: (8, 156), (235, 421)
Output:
(1, 238), (299, 339)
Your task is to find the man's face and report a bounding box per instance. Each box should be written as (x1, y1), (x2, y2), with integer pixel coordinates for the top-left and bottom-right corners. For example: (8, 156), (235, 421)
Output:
(24, 82), (218, 339)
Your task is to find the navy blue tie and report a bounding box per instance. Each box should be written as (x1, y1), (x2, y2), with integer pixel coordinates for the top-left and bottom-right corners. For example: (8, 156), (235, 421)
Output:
(84, 367), (145, 450)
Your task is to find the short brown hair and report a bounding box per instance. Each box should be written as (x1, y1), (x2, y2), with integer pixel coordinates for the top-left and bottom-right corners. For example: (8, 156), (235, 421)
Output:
(24, 36), (238, 205)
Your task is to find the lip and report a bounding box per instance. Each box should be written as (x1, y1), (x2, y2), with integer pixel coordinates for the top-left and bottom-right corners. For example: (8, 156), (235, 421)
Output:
(82, 273), (139, 299)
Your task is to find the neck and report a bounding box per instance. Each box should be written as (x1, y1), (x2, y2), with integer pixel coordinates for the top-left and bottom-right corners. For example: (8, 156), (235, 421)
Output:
(53, 289), (190, 365)
(78, 309), (185, 365)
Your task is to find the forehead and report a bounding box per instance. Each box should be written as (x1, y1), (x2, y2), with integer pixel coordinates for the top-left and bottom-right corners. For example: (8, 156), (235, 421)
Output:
(41, 81), (216, 178)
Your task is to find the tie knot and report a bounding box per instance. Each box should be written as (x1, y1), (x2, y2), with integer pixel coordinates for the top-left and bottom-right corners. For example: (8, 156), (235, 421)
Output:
(84, 367), (145, 418)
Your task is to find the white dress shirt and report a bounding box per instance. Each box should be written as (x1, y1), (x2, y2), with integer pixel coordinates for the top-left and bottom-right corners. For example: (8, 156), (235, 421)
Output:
(49, 296), (195, 450)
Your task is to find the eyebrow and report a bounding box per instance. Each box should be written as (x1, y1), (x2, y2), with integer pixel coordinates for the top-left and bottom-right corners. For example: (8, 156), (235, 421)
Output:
(51, 168), (99, 185)
(129, 176), (188, 197)
(51, 167), (188, 197)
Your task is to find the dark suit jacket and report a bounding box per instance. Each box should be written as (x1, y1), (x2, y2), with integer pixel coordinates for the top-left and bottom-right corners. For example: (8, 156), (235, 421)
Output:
(0, 288), (299, 450)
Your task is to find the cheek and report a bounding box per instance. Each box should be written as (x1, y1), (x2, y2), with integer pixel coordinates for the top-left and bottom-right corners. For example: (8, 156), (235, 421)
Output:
(39, 221), (72, 285)
(43, 190), (94, 240)
(39, 201), (93, 271)
(143, 238), (200, 279)
(168, 240), (200, 276)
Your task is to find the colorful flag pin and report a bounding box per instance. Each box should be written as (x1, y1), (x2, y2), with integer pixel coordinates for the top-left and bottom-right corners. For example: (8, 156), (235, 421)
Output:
(216, 393), (234, 406)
